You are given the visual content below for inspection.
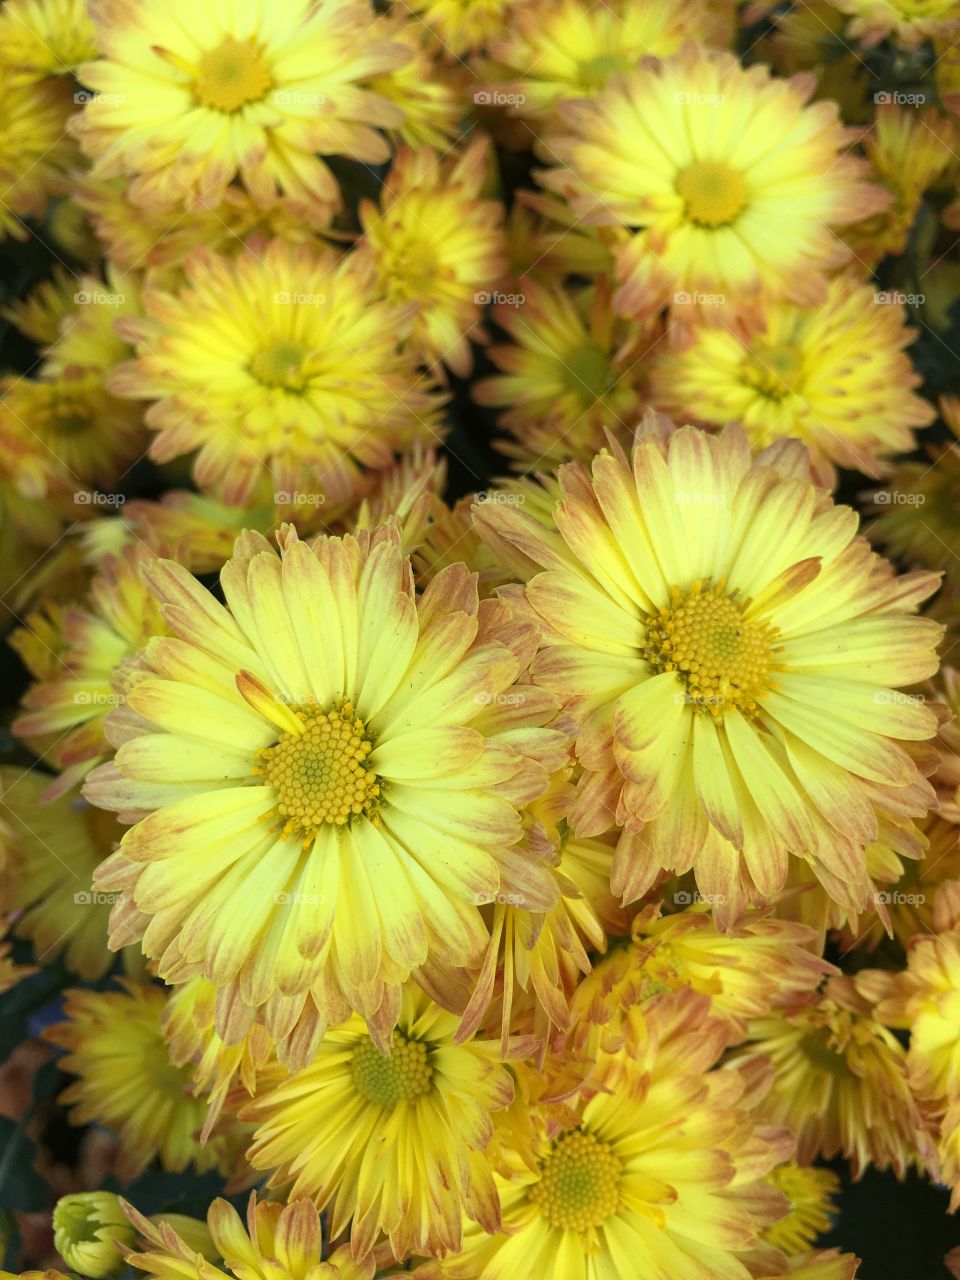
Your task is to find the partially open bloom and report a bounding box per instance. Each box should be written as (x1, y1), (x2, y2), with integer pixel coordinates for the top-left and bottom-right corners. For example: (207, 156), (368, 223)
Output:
(539, 45), (887, 319)
(401, 0), (519, 57)
(72, 0), (408, 221)
(483, 417), (942, 921)
(53, 1192), (135, 1279)
(0, 0), (96, 74)
(244, 987), (512, 1259)
(649, 273), (934, 486)
(0, 68), (76, 239)
(762, 1164), (841, 1255)
(111, 240), (445, 507)
(86, 525), (561, 1059)
(356, 138), (506, 376)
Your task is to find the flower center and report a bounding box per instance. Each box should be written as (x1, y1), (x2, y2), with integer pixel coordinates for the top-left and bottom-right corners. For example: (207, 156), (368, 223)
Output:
(743, 342), (804, 401)
(195, 37), (273, 113)
(254, 702), (381, 840)
(351, 1031), (434, 1108)
(530, 1129), (622, 1232)
(676, 160), (748, 228)
(563, 341), (613, 403)
(249, 340), (310, 391)
(643, 580), (779, 718)
(578, 52), (629, 90)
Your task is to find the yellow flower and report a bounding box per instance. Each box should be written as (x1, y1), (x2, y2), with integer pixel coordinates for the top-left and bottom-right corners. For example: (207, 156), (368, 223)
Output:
(85, 525), (561, 1060)
(12, 543), (167, 794)
(2, 265), (78, 344)
(122, 1193), (372, 1280)
(110, 240), (445, 506)
(357, 138), (506, 376)
(367, 11), (462, 150)
(0, 68), (76, 240)
(762, 1163), (841, 1255)
(727, 976), (933, 1178)
(0, 0), (96, 75)
(53, 1192), (136, 1279)
(45, 981), (236, 1180)
(72, 0), (408, 221)
(243, 987), (512, 1259)
(0, 771), (122, 979)
(649, 273), (934, 487)
(487, 0), (726, 120)
(402, 0), (519, 57)
(832, 0), (960, 46)
(473, 276), (655, 471)
(932, 667), (960, 822)
(539, 45), (888, 319)
(482, 417), (942, 921)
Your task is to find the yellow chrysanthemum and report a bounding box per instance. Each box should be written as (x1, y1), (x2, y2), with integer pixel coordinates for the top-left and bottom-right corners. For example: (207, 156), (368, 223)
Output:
(12, 544), (167, 795)
(400, 0), (519, 57)
(0, 0), (96, 75)
(505, 191), (619, 285)
(846, 104), (959, 268)
(831, 0), (960, 46)
(85, 525), (562, 1060)
(53, 1192), (136, 1279)
(0, 771), (122, 979)
(45, 981), (237, 1180)
(762, 1164), (841, 1255)
(473, 277), (655, 471)
(110, 240), (445, 507)
(649, 273), (934, 487)
(727, 976), (932, 1178)
(122, 1194), (373, 1280)
(3, 266), (78, 345)
(357, 138), (506, 376)
(367, 11), (462, 150)
(0, 68), (76, 240)
(72, 0), (408, 221)
(243, 987), (512, 1259)
(539, 44), (888, 319)
(487, 0), (726, 120)
(482, 417), (942, 921)
(445, 1019), (793, 1280)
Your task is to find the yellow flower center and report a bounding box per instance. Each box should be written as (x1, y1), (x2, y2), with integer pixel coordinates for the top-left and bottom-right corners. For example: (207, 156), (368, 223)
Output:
(351, 1032), (434, 1107)
(249, 340), (311, 391)
(255, 702), (381, 839)
(530, 1130), (622, 1232)
(195, 37), (273, 113)
(743, 343), (804, 401)
(643, 580), (779, 718)
(676, 160), (748, 228)
(563, 341), (613, 404)
(578, 52), (629, 90)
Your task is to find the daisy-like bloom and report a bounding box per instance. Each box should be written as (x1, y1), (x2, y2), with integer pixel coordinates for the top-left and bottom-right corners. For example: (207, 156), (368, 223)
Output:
(649, 273), (934, 487)
(346, 444), (447, 560)
(726, 976), (933, 1178)
(473, 277), (655, 472)
(2, 266), (78, 345)
(163, 977), (274, 1141)
(538, 45), (888, 320)
(53, 1192), (136, 1279)
(445, 1006), (794, 1280)
(858, 884), (960, 1111)
(12, 543), (167, 797)
(400, 0), (520, 57)
(85, 524), (561, 1059)
(122, 1194), (373, 1280)
(0, 0), (96, 75)
(110, 239), (445, 507)
(243, 987), (512, 1259)
(483, 416), (942, 920)
(0, 68), (76, 240)
(830, 0), (960, 46)
(487, 0), (726, 122)
(356, 138), (506, 377)
(367, 11), (462, 150)
(847, 105), (959, 269)
(761, 1164), (840, 1255)
(72, 0), (408, 222)
(0, 771), (122, 979)
(45, 981), (235, 1180)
